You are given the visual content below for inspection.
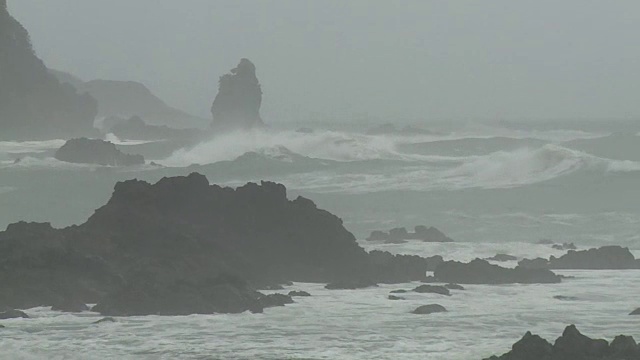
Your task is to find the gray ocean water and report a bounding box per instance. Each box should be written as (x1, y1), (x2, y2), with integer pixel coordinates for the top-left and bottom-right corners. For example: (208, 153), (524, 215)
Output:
(0, 121), (639, 358)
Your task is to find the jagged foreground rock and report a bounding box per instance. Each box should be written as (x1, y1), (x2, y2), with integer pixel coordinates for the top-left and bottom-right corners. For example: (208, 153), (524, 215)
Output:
(0, 0), (97, 139)
(484, 325), (640, 360)
(0, 173), (439, 315)
(211, 58), (265, 131)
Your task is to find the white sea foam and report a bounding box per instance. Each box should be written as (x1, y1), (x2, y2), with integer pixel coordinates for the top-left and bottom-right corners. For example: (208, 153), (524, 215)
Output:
(278, 144), (640, 193)
(1, 268), (639, 360)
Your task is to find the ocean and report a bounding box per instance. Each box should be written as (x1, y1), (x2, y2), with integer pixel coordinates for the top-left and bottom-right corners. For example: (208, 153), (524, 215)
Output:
(0, 120), (639, 359)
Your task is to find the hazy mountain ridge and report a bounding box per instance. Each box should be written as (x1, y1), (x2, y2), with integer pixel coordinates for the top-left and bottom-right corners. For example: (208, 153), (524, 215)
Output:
(49, 70), (208, 129)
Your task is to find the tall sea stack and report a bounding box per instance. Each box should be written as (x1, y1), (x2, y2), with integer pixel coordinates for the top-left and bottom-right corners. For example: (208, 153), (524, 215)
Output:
(0, 0), (97, 139)
(210, 58), (264, 131)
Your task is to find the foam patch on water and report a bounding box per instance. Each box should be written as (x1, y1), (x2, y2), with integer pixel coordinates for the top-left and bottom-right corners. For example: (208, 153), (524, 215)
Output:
(2, 270), (639, 360)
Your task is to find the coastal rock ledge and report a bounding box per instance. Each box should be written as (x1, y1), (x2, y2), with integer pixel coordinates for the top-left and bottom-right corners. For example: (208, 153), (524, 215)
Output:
(0, 173), (440, 316)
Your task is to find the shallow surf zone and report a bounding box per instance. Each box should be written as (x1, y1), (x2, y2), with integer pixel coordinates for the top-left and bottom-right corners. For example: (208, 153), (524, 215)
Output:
(1, 269), (639, 360)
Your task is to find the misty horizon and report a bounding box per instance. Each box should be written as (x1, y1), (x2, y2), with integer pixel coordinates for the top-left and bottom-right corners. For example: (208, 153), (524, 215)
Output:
(9, 0), (640, 123)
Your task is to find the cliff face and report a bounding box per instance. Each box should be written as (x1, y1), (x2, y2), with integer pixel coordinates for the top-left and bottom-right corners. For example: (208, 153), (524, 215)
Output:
(0, 2), (97, 139)
(211, 58), (265, 131)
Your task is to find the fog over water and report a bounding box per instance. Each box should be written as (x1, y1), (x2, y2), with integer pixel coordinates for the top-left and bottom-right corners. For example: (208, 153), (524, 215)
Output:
(9, 0), (640, 121)
(2, 1), (640, 359)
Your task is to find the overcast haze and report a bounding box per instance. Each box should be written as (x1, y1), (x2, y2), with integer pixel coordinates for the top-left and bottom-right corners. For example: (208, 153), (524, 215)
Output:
(9, 0), (640, 123)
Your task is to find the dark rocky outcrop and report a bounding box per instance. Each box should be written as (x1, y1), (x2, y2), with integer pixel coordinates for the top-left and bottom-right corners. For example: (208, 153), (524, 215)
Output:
(486, 254), (518, 262)
(0, 309), (29, 319)
(390, 289), (408, 294)
(411, 304), (447, 315)
(325, 279), (379, 290)
(549, 246), (639, 270)
(518, 257), (550, 270)
(55, 138), (145, 166)
(0, 2), (97, 139)
(288, 291), (311, 297)
(0, 174), (439, 315)
(484, 325), (640, 360)
(552, 242), (577, 251)
(211, 58), (264, 131)
(366, 226), (453, 243)
(366, 230), (389, 241)
(519, 246), (640, 270)
(434, 259), (561, 284)
(630, 308), (640, 315)
(412, 284), (451, 296)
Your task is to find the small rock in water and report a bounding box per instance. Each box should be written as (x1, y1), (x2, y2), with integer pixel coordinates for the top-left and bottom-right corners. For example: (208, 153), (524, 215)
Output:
(485, 254), (518, 262)
(412, 304), (447, 314)
(630, 308), (640, 315)
(553, 295), (579, 301)
(390, 289), (408, 294)
(0, 309), (29, 320)
(288, 291), (311, 297)
(93, 317), (117, 324)
(388, 295), (405, 300)
(445, 283), (465, 290)
(412, 285), (451, 296)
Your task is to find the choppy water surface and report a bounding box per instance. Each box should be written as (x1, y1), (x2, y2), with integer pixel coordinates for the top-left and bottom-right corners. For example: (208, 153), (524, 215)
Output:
(0, 121), (639, 359)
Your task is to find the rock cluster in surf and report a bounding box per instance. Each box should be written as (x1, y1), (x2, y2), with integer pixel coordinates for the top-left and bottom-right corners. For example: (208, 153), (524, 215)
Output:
(366, 225), (454, 243)
(484, 325), (640, 360)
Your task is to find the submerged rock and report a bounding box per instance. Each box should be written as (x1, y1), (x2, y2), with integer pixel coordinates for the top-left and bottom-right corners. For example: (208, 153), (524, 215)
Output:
(325, 279), (378, 290)
(553, 295), (579, 301)
(630, 308), (640, 315)
(484, 325), (640, 360)
(411, 304), (447, 315)
(412, 285), (451, 296)
(444, 283), (465, 290)
(434, 259), (561, 284)
(92, 317), (116, 324)
(288, 291), (311, 297)
(390, 289), (408, 294)
(365, 226), (453, 243)
(55, 138), (144, 166)
(486, 254), (518, 262)
(211, 58), (264, 131)
(0, 309), (29, 319)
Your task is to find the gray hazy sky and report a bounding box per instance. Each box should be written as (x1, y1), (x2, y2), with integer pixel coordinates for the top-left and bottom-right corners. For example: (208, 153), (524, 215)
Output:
(9, 0), (640, 123)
